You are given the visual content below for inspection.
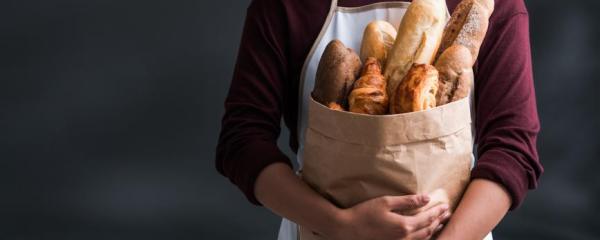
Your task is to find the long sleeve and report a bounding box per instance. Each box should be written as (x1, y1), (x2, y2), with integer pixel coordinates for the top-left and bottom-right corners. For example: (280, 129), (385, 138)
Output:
(471, 9), (543, 210)
(215, 0), (292, 206)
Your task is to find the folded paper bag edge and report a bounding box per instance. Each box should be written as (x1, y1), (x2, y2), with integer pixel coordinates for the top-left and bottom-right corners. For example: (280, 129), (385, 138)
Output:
(308, 96), (472, 145)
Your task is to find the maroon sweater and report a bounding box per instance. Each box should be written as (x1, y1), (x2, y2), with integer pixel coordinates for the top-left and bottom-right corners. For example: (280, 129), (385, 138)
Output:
(216, 0), (543, 210)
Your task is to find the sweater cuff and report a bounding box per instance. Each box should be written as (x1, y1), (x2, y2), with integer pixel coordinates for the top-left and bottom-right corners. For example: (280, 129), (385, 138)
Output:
(233, 140), (292, 206)
(471, 149), (530, 210)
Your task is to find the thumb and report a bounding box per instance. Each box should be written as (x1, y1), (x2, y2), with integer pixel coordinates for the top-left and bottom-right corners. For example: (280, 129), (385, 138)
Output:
(386, 194), (430, 212)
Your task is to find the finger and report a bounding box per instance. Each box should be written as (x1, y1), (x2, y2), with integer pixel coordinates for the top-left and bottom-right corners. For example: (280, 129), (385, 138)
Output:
(408, 204), (449, 230)
(432, 224), (444, 238)
(408, 218), (441, 240)
(439, 210), (452, 224)
(434, 223), (444, 233)
(383, 195), (430, 211)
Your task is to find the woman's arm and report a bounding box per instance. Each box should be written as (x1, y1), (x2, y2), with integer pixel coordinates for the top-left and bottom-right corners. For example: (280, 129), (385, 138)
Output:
(437, 179), (511, 239)
(254, 163), (341, 234)
(438, 2), (543, 238)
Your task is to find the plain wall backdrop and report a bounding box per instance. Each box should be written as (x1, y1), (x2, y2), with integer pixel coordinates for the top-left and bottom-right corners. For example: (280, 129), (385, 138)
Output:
(1, 0), (599, 239)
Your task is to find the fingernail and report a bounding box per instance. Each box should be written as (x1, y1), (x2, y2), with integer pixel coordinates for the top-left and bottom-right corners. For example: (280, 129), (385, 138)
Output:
(422, 195), (430, 202)
(435, 224), (444, 232)
(441, 204), (449, 210)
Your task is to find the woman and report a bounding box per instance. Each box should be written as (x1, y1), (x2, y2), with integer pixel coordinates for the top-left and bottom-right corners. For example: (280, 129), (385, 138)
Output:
(216, 0), (542, 239)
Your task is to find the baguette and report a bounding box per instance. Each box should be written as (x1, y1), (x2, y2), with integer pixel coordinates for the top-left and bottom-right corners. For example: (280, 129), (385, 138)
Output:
(384, 0), (447, 97)
(434, 0), (494, 105)
(359, 20), (397, 68)
(437, 0), (494, 64)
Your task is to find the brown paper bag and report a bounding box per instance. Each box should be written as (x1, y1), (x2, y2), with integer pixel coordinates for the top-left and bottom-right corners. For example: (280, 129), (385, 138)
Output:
(298, 96), (473, 240)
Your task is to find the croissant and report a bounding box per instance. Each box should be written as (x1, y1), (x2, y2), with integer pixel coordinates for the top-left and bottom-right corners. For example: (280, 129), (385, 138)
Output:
(348, 57), (389, 115)
(390, 64), (439, 114)
(328, 102), (345, 111)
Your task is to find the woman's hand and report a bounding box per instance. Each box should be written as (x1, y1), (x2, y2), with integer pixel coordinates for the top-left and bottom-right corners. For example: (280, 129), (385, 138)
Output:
(324, 195), (451, 240)
(255, 163), (449, 240)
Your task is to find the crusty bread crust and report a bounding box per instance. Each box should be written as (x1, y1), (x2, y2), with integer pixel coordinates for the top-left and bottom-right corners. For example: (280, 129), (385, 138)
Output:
(437, 0), (494, 64)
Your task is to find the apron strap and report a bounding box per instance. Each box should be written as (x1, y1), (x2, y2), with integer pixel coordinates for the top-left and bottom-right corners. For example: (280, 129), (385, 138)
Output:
(296, 0), (339, 137)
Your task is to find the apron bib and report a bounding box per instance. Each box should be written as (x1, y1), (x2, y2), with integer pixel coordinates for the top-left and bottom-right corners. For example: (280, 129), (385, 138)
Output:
(278, 1), (491, 239)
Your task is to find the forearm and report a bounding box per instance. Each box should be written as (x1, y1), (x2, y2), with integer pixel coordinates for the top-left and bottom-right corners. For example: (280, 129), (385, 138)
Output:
(437, 179), (511, 240)
(254, 162), (342, 234)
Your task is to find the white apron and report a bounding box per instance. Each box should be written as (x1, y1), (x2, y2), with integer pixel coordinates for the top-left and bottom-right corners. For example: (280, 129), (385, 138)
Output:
(278, 1), (492, 239)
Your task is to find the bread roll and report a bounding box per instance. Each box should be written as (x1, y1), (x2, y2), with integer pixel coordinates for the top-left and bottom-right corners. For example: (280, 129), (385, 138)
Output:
(390, 64), (439, 114)
(437, 0), (494, 63)
(384, 0), (447, 97)
(433, 0), (494, 105)
(349, 57), (389, 115)
(435, 45), (474, 105)
(312, 40), (362, 110)
(359, 21), (397, 67)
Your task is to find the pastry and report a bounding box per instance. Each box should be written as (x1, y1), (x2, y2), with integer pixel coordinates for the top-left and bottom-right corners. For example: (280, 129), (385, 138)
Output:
(349, 57), (389, 115)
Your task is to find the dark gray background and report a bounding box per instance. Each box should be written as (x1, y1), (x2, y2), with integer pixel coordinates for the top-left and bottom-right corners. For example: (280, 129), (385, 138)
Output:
(1, 0), (599, 239)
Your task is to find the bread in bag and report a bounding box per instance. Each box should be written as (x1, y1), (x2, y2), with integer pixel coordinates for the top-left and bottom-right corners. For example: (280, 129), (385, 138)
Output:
(359, 20), (397, 69)
(312, 40), (362, 110)
(349, 57), (389, 115)
(390, 63), (439, 114)
(384, 0), (447, 97)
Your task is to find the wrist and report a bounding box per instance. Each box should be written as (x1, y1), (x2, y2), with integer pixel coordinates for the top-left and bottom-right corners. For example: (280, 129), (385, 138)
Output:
(319, 206), (351, 237)
(437, 179), (511, 240)
(435, 222), (458, 240)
